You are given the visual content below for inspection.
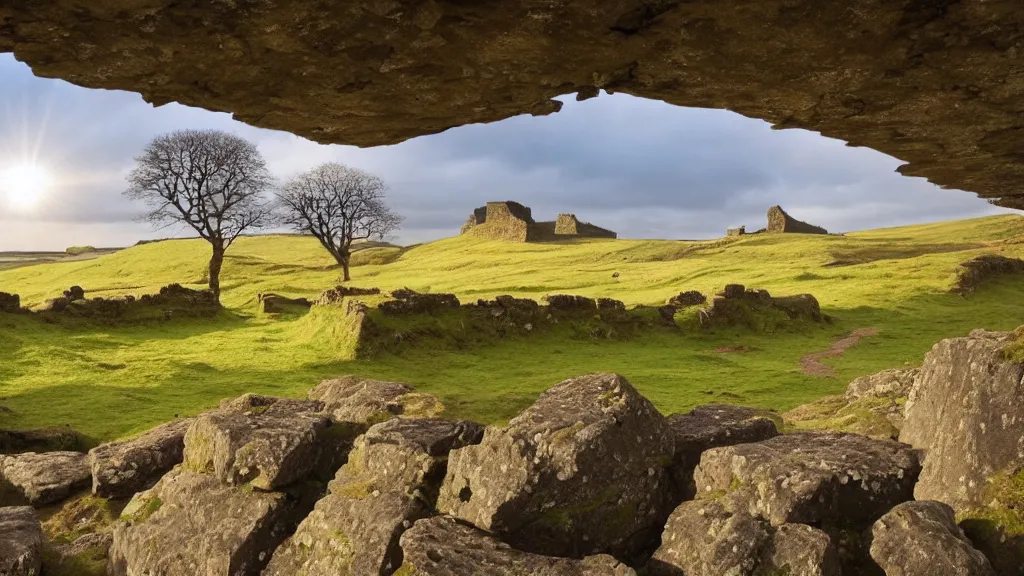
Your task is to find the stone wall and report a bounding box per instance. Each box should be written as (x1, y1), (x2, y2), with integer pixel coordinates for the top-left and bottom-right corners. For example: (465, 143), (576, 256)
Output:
(554, 213), (617, 239)
(462, 202), (616, 242)
(726, 226), (745, 237)
(766, 205), (828, 235)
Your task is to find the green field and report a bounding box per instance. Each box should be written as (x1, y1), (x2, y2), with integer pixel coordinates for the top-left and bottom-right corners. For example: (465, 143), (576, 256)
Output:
(2, 215), (1024, 443)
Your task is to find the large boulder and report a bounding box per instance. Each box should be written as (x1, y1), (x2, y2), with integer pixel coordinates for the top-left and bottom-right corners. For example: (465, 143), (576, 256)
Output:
(900, 329), (1024, 510)
(396, 516), (636, 576)
(845, 368), (919, 401)
(108, 467), (298, 576)
(0, 451), (91, 506)
(870, 501), (995, 576)
(665, 404), (779, 499)
(89, 418), (193, 498)
(182, 406), (334, 490)
(309, 376), (443, 425)
(695, 432), (920, 528)
(0, 506), (43, 576)
(648, 499), (840, 576)
(437, 373), (675, 559)
(264, 418), (485, 576)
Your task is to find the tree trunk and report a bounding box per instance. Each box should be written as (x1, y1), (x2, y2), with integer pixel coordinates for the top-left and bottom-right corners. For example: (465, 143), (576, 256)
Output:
(341, 258), (351, 282)
(208, 242), (225, 299)
(333, 247), (351, 282)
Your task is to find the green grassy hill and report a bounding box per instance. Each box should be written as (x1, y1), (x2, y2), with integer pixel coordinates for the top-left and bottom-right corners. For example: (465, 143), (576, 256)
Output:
(2, 214), (1024, 442)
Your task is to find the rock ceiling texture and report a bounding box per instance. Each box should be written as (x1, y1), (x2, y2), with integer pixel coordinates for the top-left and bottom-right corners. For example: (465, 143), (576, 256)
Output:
(1, 1), (1023, 208)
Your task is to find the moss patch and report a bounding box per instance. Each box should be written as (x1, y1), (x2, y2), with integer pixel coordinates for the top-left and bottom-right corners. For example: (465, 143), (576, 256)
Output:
(41, 494), (119, 544)
(783, 395), (901, 439)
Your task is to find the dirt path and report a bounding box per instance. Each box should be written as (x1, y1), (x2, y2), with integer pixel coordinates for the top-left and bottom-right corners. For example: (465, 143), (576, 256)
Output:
(800, 328), (879, 377)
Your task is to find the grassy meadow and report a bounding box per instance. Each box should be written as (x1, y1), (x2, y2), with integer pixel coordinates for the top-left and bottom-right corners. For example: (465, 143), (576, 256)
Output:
(2, 214), (1024, 443)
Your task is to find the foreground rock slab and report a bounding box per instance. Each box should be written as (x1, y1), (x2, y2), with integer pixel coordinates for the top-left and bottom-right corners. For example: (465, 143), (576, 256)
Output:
(0, 451), (91, 505)
(90, 418), (193, 498)
(438, 373), (675, 559)
(870, 501), (995, 576)
(264, 417), (484, 576)
(108, 467), (296, 576)
(309, 376), (443, 424)
(0, 506), (43, 576)
(649, 499), (840, 576)
(397, 516), (635, 576)
(695, 431), (920, 527)
(666, 404), (778, 499)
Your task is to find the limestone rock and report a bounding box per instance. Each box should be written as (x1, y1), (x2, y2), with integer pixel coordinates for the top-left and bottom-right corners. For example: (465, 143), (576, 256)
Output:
(397, 516), (635, 576)
(666, 404), (779, 499)
(218, 393), (324, 417)
(263, 418), (484, 576)
(845, 368), (919, 402)
(0, 506), (43, 576)
(648, 499), (839, 576)
(90, 418), (193, 498)
(309, 376), (443, 424)
(695, 432), (920, 527)
(108, 467), (296, 576)
(437, 373), (675, 559)
(182, 408), (333, 490)
(901, 329), (1024, 510)
(0, 451), (91, 506)
(870, 501), (995, 576)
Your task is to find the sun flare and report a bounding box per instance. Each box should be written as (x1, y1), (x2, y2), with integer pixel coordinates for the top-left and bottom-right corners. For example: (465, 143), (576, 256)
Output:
(1, 163), (51, 209)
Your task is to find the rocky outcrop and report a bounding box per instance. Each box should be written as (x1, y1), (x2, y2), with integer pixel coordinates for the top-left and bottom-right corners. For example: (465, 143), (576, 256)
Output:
(952, 254), (1024, 294)
(0, 506), (43, 576)
(845, 368), (919, 402)
(0, 291), (20, 313)
(666, 290), (707, 307)
(666, 404), (779, 499)
(308, 376), (444, 425)
(0, 451), (91, 505)
(108, 467), (299, 576)
(766, 205), (829, 235)
(695, 432), (920, 528)
(263, 418), (484, 576)
(649, 499), (840, 576)
(89, 418), (193, 498)
(437, 373), (675, 560)
(870, 501), (995, 576)
(0, 425), (84, 454)
(397, 516), (636, 576)
(700, 285), (827, 329)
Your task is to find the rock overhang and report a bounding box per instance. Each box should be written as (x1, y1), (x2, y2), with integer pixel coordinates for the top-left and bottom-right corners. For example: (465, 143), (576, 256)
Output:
(2, 1), (1024, 208)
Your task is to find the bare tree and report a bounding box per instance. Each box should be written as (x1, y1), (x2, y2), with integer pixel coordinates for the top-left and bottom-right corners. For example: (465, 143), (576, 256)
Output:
(276, 162), (402, 281)
(125, 129), (273, 298)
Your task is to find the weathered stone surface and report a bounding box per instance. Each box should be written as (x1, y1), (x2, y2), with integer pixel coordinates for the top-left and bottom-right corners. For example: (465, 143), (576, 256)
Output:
(0, 425), (83, 454)
(667, 290), (707, 307)
(108, 467), (296, 576)
(397, 516), (635, 576)
(0, 451), (91, 505)
(0, 506), (43, 576)
(256, 292), (312, 313)
(766, 205), (829, 235)
(0, 291), (20, 313)
(5, 2), (1024, 208)
(437, 373), (675, 559)
(695, 432), (920, 527)
(264, 418), (484, 576)
(901, 329), (1024, 510)
(845, 368), (919, 401)
(666, 404), (779, 499)
(648, 499), (839, 576)
(182, 407), (332, 490)
(542, 294), (597, 312)
(870, 501), (995, 576)
(90, 418), (193, 498)
(218, 393), (324, 418)
(309, 376), (443, 424)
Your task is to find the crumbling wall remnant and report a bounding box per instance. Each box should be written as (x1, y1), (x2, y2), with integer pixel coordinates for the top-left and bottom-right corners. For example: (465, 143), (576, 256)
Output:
(766, 206), (828, 235)
(462, 202), (616, 242)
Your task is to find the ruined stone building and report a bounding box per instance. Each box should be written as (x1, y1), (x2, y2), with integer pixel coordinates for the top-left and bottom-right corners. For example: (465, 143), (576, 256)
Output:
(766, 205), (828, 234)
(460, 201), (617, 242)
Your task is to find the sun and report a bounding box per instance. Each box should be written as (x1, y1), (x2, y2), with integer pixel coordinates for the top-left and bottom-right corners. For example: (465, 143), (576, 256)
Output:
(1, 163), (52, 209)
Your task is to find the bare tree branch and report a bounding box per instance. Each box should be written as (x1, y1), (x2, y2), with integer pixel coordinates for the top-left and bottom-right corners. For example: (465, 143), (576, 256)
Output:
(275, 162), (403, 281)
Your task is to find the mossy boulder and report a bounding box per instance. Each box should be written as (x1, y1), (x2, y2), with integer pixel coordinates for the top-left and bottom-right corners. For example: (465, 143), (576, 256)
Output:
(0, 506), (43, 576)
(0, 451), (91, 506)
(870, 501), (994, 576)
(89, 418), (193, 498)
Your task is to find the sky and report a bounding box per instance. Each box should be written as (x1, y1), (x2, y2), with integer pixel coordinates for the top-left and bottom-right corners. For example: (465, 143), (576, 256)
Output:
(0, 53), (1014, 252)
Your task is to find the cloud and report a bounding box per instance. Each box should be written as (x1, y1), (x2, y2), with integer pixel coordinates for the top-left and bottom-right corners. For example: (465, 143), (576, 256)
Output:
(0, 53), (1013, 251)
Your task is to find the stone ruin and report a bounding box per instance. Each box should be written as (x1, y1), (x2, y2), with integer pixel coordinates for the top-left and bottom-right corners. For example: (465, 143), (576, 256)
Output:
(33, 284), (220, 321)
(460, 201), (616, 242)
(766, 205), (829, 235)
(952, 254), (1024, 295)
(4, 326), (1023, 574)
(0, 291), (21, 314)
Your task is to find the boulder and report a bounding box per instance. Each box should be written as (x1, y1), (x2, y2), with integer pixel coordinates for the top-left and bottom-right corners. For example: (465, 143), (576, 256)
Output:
(437, 373), (675, 559)
(108, 467), (297, 576)
(0, 451), (91, 505)
(870, 501), (995, 576)
(218, 393), (324, 417)
(182, 407), (334, 490)
(771, 294), (824, 321)
(900, 329), (1024, 510)
(397, 516), (636, 576)
(648, 499), (840, 576)
(0, 291), (20, 313)
(845, 368), (919, 401)
(0, 425), (83, 454)
(65, 285), (85, 301)
(89, 418), (193, 499)
(666, 404), (779, 500)
(309, 376), (443, 424)
(667, 290), (706, 307)
(0, 507), (43, 576)
(721, 284), (746, 299)
(695, 432), (920, 527)
(263, 418), (485, 576)
(542, 294), (597, 312)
